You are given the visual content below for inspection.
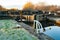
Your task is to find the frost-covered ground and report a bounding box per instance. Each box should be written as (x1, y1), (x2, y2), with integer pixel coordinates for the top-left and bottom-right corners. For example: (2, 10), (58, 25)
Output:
(0, 20), (17, 29)
(0, 20), (39, 40)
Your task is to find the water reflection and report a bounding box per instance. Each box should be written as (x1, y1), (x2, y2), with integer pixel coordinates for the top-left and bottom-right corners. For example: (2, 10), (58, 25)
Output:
(42, 26), (60, 40)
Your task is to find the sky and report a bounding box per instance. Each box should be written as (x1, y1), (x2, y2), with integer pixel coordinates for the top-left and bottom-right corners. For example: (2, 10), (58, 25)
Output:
(0, 0), (60, 9)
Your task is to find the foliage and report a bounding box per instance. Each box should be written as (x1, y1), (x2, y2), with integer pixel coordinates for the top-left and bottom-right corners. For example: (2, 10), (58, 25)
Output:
(23, 2), (34, 10)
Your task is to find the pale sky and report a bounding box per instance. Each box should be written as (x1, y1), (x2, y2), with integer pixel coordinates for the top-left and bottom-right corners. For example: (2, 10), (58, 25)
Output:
(0, 0), (60, 9)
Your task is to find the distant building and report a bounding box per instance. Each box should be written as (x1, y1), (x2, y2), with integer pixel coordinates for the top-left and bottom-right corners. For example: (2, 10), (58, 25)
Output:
(0, 10), (44, 21)
(0, 11), (8, 16)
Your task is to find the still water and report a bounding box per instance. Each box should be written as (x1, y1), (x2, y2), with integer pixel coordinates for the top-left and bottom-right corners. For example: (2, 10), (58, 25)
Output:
(23, 21), (60, 40)
(42, 26), (60, 40)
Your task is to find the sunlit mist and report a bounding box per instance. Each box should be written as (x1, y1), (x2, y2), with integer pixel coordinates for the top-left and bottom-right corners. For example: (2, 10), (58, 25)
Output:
(0, 0), (60, 9)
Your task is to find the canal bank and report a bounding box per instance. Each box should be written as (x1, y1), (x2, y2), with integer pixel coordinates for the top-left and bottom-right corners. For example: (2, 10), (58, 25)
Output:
(18, 22), (54, 40)
(47, 17), (60, 26)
